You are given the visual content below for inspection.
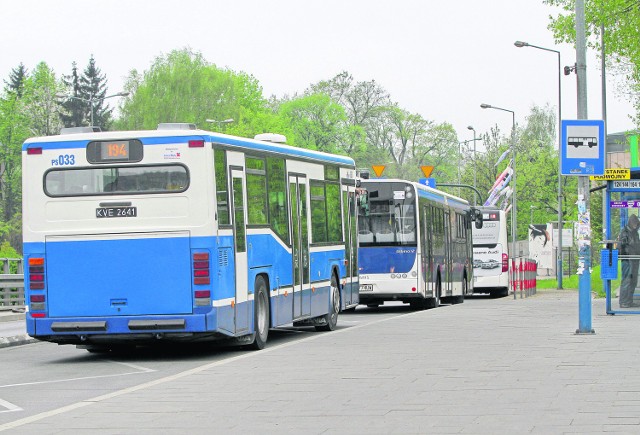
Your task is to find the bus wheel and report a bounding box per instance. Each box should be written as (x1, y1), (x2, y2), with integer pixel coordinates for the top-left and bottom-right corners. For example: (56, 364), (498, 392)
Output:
(250, 276), (269, 350)
(316, 274), (340, 331)
(453, 277), (467, 304)
(432, 277), (441, 308)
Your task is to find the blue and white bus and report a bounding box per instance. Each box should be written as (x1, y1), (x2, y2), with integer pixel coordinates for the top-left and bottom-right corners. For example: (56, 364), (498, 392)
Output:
(357, 179), (475, 309)
(22, 124), (359, 351)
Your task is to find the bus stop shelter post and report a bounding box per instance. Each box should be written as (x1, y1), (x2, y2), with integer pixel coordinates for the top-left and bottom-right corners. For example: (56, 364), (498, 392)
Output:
(605, 184), (612, 314)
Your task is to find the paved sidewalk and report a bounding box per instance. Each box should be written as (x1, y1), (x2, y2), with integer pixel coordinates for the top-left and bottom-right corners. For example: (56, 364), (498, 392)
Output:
(2, 289), (640, 434)
(0, 308), (32, 348)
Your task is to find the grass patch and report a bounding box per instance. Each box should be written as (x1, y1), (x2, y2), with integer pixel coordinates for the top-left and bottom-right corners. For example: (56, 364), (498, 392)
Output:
(536, 264), (621, 298)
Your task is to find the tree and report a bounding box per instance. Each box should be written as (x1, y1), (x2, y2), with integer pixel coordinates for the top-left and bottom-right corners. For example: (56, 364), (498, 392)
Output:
(470, 104), (578, 241)
(545, 0), (640, 125)
(278, 93), (348, 153)
(366, 104), (458, 182)
(308, 71), (390, 156)
(4, 63), (28, 98)
(20, 62), (63, 137)
(116, 48), (268, 134)
(59, 62), (84, 127)
(79, 55), (111, 128)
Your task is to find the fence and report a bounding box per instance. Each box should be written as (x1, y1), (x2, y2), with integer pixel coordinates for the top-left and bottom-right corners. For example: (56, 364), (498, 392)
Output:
(511, 257), (537, 299)
(0, 258), (24, 310)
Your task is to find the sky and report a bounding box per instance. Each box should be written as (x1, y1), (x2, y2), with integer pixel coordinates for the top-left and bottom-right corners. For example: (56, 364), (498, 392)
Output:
(1, 0), (636, 148)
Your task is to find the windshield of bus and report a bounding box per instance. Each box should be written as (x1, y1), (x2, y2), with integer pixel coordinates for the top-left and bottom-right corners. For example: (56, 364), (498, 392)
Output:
(472, 210), (502, 246)
(44, 164), (189, 197)
(358, 182), (416, 246)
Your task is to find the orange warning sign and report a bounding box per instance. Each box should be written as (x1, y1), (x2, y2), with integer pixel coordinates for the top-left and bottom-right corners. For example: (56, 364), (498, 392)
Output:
(421, 165), (434, 178)
(372, 165), (386, 177)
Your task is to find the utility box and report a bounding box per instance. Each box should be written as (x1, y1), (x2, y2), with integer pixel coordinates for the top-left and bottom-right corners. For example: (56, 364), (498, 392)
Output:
(600, 249), (619, 280)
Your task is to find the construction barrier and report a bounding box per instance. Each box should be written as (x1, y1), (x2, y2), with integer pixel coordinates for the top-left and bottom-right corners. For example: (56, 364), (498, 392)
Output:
(511, 257), (537, 299)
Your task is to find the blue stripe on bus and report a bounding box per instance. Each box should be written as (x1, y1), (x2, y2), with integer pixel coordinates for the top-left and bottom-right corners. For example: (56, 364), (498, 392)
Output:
(211, 135), (355, 165)
(23, 233), (346, 332)
(22, 133), (356, 166)
(358, 246), (417, 274)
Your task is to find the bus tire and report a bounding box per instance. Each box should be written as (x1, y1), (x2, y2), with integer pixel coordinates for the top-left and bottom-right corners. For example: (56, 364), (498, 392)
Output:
(432, 276), (441, 308)
(249, 276), (269, 350)
(316, 274), (340, 331)
(453, 277), (467, 304)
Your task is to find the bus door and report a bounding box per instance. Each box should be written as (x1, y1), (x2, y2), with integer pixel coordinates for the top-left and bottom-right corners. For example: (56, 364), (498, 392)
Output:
(443, 210), (452, 295)
(342, 186), (358, 306)
(421, 205), (433, 295)
(289, 174), (311, 319)
(230, 167), (250, 334)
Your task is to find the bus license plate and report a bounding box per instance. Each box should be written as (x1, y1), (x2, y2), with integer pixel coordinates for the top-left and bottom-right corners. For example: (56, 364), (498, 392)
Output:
(96, 206), (137, 218)
(360, 284), (374, 292)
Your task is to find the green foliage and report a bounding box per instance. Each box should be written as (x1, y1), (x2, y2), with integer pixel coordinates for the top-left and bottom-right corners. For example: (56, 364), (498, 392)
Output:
(536, 263), (621, 298)
(545, 0), (640, 126)
(278, 93), (348, 153)
(116, 48), (268, 132)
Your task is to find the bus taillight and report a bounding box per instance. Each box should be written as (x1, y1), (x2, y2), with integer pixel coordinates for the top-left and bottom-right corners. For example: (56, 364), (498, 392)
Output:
(188, 140), (205, 148)
(502, 253), (509, 272)
(28, 257), (47, 314)
(29, 257), (46, 290)
(195, 289), (211, 306)
(193, 252), (210, 286)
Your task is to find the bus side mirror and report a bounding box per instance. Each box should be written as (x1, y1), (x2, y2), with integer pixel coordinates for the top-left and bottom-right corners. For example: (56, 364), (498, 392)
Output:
(472, 209), (483, 229)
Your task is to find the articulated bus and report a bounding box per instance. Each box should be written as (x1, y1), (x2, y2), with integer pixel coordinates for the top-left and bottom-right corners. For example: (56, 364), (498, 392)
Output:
(472, 207), (510, 297)
(22, 124), (359, 351)
(357, 179), (475, 309)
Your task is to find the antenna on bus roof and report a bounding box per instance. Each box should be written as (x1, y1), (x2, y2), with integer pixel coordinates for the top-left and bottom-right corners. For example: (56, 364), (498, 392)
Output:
(157, 123), (197, 130)
(254, 133), (287, 143)
(60, 126), (101, 135)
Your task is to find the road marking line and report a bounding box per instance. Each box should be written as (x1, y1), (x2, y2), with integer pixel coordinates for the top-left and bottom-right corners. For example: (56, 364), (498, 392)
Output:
(0, 399), (21, 413)
(0, 310), (422, 432)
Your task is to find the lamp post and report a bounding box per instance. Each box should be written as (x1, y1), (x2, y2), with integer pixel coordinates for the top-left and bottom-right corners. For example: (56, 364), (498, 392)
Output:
(514, 40), (563, 289)
(205, 118), (234, 130)
(58, 92), (129, 127)
(530, 205), (537, 225)
(481, 103), (517, 265)
(468, 126), (478, 204)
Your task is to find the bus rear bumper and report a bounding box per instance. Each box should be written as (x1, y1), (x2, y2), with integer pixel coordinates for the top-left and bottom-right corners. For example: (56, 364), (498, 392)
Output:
(26, 309), (233, 345)
(359, 292), (426, 305)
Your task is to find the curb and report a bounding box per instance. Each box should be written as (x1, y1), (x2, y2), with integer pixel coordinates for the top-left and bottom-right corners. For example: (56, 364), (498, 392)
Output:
(0, 334), (37, 349)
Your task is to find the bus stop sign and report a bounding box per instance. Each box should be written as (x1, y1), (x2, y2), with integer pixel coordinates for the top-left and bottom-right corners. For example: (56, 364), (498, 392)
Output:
(561, 119), (605, 176)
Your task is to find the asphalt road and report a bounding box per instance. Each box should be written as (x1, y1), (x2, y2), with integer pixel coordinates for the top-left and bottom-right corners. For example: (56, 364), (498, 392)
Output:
(0, 301), (419, 428)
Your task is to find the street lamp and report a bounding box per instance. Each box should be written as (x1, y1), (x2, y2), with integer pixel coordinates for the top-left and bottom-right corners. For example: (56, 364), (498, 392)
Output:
(467, 126), (478, 204)
(205, 118), (234, 128)
(481, 103), (517, 266)
(58, 92), (129, 127)
(530, 205), (538, 225)
(514, 40), (563, 289)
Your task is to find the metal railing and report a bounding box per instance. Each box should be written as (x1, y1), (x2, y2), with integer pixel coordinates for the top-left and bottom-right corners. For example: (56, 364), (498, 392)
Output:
(0, 258), (24, 309)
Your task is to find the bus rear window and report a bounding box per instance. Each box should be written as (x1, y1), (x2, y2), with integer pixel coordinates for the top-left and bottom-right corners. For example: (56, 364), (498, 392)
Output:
(44, 164), (189, 196)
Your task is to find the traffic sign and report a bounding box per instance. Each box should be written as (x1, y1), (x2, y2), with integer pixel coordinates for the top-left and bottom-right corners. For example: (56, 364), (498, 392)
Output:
(589, 168), (630, 181)
(561, 119), (605, 176)
(421, 165), (434, 178)
(371, 165), (386, 177)
(418, 178), (436, 188)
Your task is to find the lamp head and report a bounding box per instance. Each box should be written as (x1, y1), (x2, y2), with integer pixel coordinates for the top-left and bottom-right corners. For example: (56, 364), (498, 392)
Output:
(467, 125), (474, 131)
(480, 104), (491, 109)
(514, 41), (529, 48)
